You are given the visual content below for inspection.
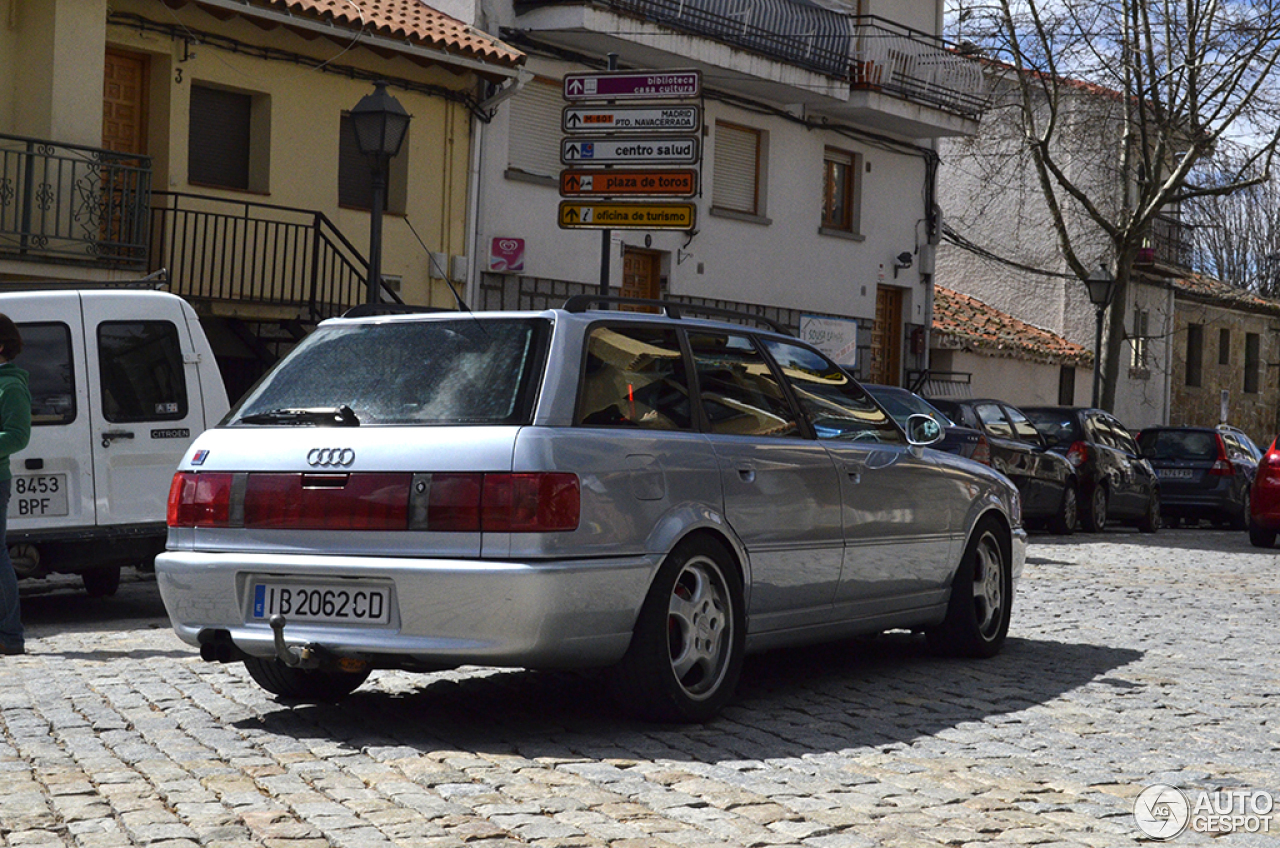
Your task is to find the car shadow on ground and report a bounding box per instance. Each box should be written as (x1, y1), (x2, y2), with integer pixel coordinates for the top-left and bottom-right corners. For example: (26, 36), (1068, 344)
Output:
(239, 633), (1141, 763)
(1035, 526), (1263, 555)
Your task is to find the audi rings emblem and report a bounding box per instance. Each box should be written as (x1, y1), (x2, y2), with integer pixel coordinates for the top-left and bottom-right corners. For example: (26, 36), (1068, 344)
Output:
(307, 447), (355, 467)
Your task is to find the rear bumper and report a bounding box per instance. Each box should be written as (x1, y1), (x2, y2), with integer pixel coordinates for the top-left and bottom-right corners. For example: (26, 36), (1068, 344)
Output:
(155, 550), (663, 670)
(1158, 480), (1240, 516)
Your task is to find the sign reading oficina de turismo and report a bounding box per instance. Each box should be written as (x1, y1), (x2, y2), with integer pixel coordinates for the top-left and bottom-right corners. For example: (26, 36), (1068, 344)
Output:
(559, 201), (697, 231)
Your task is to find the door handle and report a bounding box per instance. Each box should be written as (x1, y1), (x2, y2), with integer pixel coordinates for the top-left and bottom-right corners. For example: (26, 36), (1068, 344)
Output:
(737, 467), (756, 483)
(101, 430), (135, 448)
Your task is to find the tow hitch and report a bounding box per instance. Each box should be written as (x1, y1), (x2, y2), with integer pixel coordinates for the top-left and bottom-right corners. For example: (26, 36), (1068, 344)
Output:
(269, 614), (327, 669)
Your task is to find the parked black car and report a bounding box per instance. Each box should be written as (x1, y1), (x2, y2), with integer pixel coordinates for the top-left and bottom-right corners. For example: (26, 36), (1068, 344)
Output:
(864, 384), (989, 464)
(1135, 425), (1259, 529)
(930, 398), (1079, 534)
(1020, 406), (1160, 532)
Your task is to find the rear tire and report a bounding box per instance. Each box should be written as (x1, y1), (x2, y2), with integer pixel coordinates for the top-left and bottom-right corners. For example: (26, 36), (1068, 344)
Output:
(1048, 484), (1078, 535)
(1081, 485), (1108, 533)
(243, 657), (371, 702)
(926, 517), (1012, 659)
(82, 565), (122, 598)
(609, 536), (745, 723)
(1137, 490), (1160, 533)
(1231, 490), (1250, 532)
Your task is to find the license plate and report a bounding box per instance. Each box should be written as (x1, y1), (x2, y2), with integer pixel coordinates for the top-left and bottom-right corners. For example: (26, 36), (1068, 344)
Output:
(251, 582), (392, 625)
(8, 474), (69, 517)
(1158, 468), (1194, 479)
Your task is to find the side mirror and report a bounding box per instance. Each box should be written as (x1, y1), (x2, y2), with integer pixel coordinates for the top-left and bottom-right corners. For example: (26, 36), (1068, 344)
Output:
(906, 413), (943, 446)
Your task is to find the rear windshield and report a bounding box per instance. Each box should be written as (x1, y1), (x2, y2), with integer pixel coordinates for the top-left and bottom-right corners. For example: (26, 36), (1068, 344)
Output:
(228, 318), (549, 426)
(1137, 430), (1218, 461)
(1022, 409), (1081, 446)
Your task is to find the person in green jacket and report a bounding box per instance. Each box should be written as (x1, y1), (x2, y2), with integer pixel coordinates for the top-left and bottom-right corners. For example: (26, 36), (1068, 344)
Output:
(0, 314), (32, 655)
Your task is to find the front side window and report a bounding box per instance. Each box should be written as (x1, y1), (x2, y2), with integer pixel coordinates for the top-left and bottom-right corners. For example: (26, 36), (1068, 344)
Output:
(761, 339), (901, 443)
(688, 333), (799, 438)
(99, 321), (188, 423)
(576, 325), (692, 430)
(19, 322), (75, 425)
(231, 319), (548, 426)
(712, 121), (763, 216)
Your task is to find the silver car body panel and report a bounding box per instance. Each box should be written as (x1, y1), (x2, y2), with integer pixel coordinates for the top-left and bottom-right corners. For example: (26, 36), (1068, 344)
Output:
(156, 308), (1026, 672)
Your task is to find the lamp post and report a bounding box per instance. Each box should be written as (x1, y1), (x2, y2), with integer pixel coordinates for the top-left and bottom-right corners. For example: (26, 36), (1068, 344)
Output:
(350, 81), (411, 305)
(1085, 263), (1116, 408)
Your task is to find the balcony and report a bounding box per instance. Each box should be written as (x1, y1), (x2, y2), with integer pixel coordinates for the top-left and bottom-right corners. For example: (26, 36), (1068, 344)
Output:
(510, 1), (984, 136)
(0, 133), (151, 269)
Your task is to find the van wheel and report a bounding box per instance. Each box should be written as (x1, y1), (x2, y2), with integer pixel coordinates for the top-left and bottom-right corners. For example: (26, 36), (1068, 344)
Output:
(609, 537), (745, 723)
(1082, 485), (1108, 532)
(243, 657), (371, 702)
(927, 517), (1011, 659)
(82, 565), (121, 598)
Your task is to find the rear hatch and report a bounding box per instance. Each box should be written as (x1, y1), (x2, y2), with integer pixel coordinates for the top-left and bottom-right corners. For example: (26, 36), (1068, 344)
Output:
(168, 314), (554, 559)
(1137, 429), (1222, 493)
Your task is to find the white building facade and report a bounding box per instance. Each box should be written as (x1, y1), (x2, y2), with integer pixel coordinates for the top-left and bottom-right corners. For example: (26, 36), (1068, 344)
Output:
(464, 0), (985, 385)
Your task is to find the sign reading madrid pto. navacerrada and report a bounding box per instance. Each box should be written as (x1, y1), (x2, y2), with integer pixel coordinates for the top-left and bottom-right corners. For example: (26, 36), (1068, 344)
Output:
(562, 105), (701, 134)
(563, 70), (701, 101)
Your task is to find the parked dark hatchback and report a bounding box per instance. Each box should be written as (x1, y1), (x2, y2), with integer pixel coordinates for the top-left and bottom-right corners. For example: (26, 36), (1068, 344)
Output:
(931, 398), (1079, 534)
(864, 385), (989, 464)
(1020, 406), (1160, 533)
(1135, 426), (1258, 529)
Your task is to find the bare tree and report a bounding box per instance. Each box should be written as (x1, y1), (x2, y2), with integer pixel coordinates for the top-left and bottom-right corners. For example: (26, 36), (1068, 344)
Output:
(947, 0), (1280, 411)
(1186, 147), (1280, 296)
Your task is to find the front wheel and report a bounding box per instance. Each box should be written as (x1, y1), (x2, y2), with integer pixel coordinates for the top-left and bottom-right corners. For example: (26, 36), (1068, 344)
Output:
(926, 518), (1012, 659)
(609, 537), (745, 723)
(243, 657), (371, 702)
(1048, 484), (1078, 535)
(1081, 484), (1109, 533)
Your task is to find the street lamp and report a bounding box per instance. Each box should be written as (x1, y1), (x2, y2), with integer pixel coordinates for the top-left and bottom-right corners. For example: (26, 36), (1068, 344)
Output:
(1085, 263), (1116, 408)
(350, 81), (411, 305)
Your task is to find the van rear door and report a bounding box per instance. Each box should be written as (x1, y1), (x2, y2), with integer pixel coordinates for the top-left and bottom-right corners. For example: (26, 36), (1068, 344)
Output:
(81, 292), (210, 529)
(6, 293), (96, 531)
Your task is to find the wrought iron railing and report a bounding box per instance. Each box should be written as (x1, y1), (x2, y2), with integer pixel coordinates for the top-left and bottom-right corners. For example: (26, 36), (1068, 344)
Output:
(149, 192), (392, 321)
(1147, 212), (1192, 269)
(517, 2), (985, 118)
(0, 133), (151, 267)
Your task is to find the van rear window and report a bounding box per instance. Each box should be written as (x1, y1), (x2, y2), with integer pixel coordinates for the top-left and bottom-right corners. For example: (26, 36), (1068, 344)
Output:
(230, 318), (549, 426)
(18, 323), (75, 426)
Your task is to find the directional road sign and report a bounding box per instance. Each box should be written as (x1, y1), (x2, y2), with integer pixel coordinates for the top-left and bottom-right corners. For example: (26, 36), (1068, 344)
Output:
(560, 169), (698, 198)
(560, 136), (699, 165)
(562, 105), (701, 134)
(563, 70), (701, 101)
(558, 201), (697, 231)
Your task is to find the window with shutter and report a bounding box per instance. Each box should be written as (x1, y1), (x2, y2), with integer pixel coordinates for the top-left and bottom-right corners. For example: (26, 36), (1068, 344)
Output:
(507, 78), (563, 179)
(822, 148), (857, 231)
(712, 122), (762, 216)
(189, 84), (269, 191)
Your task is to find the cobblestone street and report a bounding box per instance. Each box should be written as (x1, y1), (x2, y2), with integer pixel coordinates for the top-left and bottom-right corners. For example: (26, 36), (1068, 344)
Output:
(2, 529), (1277, 847)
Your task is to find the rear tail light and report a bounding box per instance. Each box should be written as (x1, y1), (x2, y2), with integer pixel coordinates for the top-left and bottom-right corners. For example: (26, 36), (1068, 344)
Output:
(971, 434), (991, 466)
(1208, 435), (1236, 477)
(167, 470), (579, 532)
(1065, 441), (1089, 468)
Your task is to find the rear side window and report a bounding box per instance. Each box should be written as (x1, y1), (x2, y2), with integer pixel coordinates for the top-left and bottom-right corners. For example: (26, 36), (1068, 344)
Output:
(976, 403), (1013, 438)
(1005, 406), (1042, 442)
(761, 339), (902, 443)
(1023, 409), (1080, 446)
(576, 325), (693, 430)
(688, 333), (801, 438)
(19, 322), (76, 426)
(99, 321), (188, 423)
(231, 319), (548, 426)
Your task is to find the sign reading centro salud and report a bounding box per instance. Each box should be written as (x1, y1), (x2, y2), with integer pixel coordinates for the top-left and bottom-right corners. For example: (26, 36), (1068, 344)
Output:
(559, 202), (697, 231)
(561, 136), (700, 165)
(563, 70), (701, 101)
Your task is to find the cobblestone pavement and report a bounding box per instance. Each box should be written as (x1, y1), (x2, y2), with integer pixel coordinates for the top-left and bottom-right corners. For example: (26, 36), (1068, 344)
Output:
(2, 528), (1278, 848)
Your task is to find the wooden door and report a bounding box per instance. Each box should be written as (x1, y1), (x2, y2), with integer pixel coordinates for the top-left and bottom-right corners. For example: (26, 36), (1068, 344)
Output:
(102, 50), (149, 253)
(869, 286), (903, 385)
(621, 248), (660, 310)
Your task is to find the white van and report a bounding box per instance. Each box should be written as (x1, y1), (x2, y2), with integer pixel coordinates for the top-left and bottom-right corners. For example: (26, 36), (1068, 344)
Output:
(3, 288), (229, 595)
